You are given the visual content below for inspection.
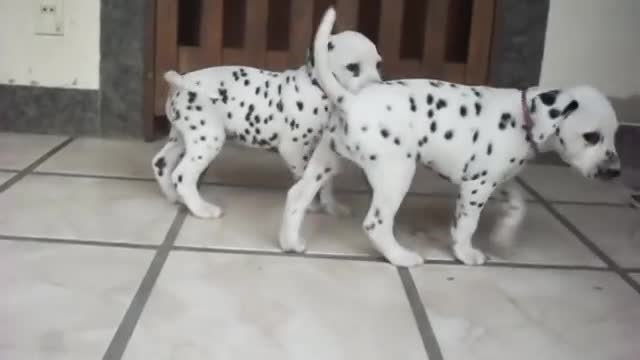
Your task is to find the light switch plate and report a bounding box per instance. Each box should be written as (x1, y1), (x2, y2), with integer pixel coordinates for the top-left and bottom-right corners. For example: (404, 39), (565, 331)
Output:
(35, 0), (64, 36)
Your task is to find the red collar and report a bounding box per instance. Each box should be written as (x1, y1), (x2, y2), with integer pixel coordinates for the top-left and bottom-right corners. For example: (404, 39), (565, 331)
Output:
(521, 89), (540, 156)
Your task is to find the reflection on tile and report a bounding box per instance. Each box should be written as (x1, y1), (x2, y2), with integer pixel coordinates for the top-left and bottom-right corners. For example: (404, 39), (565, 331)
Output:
(0, 132), (66, 170)
(520, 164), (629, 204)
(37, 138), (164, 179)
(123, 252), (425, 360)
(203, 144), (367, 190)
(412, 265), (640, 360)
(0, 175), (177, 244)
(0, 241), (152, 360)
(176, 185), (602, 266)
(555, 204), (640, 267)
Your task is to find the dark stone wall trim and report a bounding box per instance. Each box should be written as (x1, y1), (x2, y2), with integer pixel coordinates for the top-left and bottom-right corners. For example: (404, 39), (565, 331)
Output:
(0, 85), (99, 135)
(490, 0), (550, 89)
(99, 0), (148, 138)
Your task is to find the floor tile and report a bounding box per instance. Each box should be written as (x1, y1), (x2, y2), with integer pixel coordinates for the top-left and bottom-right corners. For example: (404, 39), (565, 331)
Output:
(632, 273), (640, 282)
(0, 240), (152, 360)
(122, 251), (425, 360)
(0, 132), (67, 170)
(176, 185), (602, 266)
(520, 164), (629, 204)
(554, 204), (640, 267)
(411, 265), (640, 360)
(0, 174), (177, 244)
(203, 144), (368, 190)
(37, 137), (164, 179)
(0, 172), (14, 185)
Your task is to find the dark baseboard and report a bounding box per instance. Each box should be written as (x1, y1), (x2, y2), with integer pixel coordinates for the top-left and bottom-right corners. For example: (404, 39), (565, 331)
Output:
(0, 85), (100, 135)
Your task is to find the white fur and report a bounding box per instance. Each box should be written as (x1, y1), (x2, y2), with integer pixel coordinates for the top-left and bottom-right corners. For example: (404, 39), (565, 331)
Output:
(278, 8), (621, 267)
(152, 30), (381, 219)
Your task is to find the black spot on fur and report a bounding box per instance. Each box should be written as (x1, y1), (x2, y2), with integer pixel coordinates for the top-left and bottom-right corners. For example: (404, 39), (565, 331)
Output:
(337, 96), (344, 104)
(380, 129), (390, 138)
(227, 112), (232, 119)
(562, 100), (579, 116)
(346, 62), (361, 77)
(430, 121), (437, 133)
(436, 99), (447, 110)
(426, 94), (434, 105)
(313, 107), (318, 115)
(154, 157), (167, 176)
(187, 91), (197, 104)
(296, 101), (304, 111)
(394, 137), (401, 145)
(328, 41), (335, 51)
(487, 143), (493, 155)
(474, 102), (482, 116)
(460, 105), (467, 117)
(539, 90), (559, 106)
(427, 109), (434, 118)
(444, 130), (454, 140)
(369, 155), (377, 161)
(549, 108), (561, 119)
(409, 97), (417, 112)
(276, 100), (284, 112)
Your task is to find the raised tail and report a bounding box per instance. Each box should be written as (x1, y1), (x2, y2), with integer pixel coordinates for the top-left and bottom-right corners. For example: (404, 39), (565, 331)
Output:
(313, 7), (352, 110)
(164, 70), (187, 90)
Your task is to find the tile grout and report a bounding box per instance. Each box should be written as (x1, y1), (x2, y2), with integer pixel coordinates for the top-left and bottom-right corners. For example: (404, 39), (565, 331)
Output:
(397, 267), (444, 360)
(102, 208), (187, 360)
(0, 232), (619, 272)
(517, 177), (640, 295)
(0, 234), (159, 250)
(7, 169), (630, 208)
(0, 137), (74, 193)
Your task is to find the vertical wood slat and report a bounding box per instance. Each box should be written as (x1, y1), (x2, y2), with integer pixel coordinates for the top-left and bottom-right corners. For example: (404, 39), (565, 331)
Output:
(289, 0), (314, 66)
(378, 0), (404, 64)
(154, 0), (178, 115)
(335, 0), (359, 31)
(244, 0), (269, 68)
(200, 0), (224, 66)
(465, 0), (495, 84)
(423, 0), (448, 79)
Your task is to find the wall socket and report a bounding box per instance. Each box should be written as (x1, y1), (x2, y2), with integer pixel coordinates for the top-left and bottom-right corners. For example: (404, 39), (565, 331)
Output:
(35, 0), (64, 36)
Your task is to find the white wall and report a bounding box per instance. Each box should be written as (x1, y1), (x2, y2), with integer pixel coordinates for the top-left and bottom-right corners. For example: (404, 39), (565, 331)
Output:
(540, 0), (640, 122)
(0, 0), (100, 89)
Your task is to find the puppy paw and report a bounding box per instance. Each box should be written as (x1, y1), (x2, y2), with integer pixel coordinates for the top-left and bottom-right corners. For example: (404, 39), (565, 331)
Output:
(386, 248), (424, 268)
(324, 201), (351, 217)
(190, 202), (224, 219)
(453, 244), (486, 265)
(279, 234), (307, 253)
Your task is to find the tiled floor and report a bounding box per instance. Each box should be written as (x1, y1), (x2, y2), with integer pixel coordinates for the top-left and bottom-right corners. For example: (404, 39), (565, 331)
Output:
(1, 133), (639, 360)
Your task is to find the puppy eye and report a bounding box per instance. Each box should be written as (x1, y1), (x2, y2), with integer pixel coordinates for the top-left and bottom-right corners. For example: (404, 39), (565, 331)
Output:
(345, 62), (360, 77)
(583, 131), (601, 145)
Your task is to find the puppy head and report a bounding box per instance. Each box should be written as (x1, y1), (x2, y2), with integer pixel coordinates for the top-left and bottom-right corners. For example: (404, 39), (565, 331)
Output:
(308, 30), (382, 92)
(531, 86), (620, 180)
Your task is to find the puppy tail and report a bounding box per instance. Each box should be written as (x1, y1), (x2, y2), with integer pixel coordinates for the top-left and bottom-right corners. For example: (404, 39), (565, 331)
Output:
(314, 7), (352, 110)
(164, 70), (186, 89)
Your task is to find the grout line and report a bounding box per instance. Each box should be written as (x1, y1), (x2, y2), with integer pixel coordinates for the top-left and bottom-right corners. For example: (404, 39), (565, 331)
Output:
(0, 235), (159, 250)
(19, 170), (631, 208)
(625, 268), (640, 273)
(516, 177), (640, 295)
(103, 208), (187, 360)
(0, 169), (18, 174)
(172, 245), (386, 263)
(398, 267), (444, 360)
(0, 232), (614, 272)
(0, 137), (74, 193)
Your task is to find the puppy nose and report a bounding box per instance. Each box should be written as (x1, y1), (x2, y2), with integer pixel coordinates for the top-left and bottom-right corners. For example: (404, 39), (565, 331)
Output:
(606, 168), (621, 179)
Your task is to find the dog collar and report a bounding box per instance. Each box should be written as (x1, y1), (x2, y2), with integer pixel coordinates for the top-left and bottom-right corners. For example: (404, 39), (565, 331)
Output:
(521, 89), (540, 156)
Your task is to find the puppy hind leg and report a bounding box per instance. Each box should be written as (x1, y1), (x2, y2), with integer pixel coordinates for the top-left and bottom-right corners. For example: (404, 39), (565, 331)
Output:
(152, 127), (184, 203)
(278, 140), (325, 214)
(279, 137), (340, 252)
(363, 161), (423, 267)
(173, 128), (226, 219)
(318, 177), (351, 217)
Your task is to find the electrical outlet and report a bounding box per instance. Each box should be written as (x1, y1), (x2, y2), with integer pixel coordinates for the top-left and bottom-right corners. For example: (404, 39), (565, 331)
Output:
(35, 0), (64, 36)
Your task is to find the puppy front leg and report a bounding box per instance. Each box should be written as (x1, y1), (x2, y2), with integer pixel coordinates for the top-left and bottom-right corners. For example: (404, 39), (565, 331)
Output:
(491, 181), (526, 247)
(451, 183), (493, 265)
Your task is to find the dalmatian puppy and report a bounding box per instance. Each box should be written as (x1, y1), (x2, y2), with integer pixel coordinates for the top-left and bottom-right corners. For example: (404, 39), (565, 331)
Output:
(279, 7), (621, 267)
(152, 30), (381, 219)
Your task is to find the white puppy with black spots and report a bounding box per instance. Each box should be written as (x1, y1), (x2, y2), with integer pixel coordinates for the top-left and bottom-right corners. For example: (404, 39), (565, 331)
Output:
(152, 30), (381, 219)
(279, 8), (621, 267)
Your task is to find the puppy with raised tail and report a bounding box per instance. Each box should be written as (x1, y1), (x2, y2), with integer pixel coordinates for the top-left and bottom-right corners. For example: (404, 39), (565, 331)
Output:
(279, 7), (621, 267)
(152, 28), (381, 219)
